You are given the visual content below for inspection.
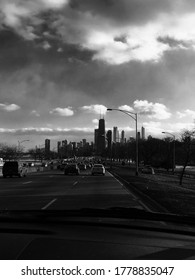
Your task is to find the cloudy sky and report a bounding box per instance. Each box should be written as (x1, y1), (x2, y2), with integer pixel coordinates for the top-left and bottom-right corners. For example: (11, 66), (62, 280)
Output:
(1, 0), (195, 148)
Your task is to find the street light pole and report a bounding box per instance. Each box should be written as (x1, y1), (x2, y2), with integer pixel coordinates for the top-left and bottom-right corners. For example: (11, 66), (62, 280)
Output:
(107, 108), (139, 176)
(135, 112), (138, 176)
(162, 131), (175, 174)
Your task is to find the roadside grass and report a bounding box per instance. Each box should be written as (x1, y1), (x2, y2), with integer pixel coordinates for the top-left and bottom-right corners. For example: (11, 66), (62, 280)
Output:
(111, 166), (195, 216)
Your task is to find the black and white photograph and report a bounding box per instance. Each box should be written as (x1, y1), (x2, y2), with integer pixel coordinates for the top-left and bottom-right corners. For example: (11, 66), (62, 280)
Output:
(1, 0), (195, 262)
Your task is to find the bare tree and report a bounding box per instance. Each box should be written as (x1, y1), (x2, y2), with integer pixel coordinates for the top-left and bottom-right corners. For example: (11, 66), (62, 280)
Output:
(0, 143), (21, 160)
(179, 130), (195, 185)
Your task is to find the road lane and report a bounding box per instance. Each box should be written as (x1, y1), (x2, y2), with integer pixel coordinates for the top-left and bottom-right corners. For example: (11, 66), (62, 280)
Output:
(0, 170), (150, 210)
(49, 172), (145, 210)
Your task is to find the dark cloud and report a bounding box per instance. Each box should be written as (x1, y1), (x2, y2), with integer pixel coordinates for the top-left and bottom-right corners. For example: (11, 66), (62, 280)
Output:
(70, 0), (174, 26)
(0, 29), (34, 71)
(158, 36), (193, 49)
(114, 34), (128, 44)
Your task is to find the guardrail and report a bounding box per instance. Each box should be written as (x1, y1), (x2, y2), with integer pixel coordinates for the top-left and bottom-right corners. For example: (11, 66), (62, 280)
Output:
(27, 164), (58, 173)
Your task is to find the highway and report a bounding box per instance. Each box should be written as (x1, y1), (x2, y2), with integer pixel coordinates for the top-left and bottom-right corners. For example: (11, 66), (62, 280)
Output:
(0, 169), (150, 211)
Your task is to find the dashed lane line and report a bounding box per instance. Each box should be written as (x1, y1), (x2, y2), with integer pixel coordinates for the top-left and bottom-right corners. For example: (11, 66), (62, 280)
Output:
(73, 181), (78, 186)
(22, 181), (32, 185)
(41, 198), (57, 210)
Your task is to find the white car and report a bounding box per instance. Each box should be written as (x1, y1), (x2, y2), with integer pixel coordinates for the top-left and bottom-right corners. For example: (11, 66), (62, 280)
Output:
(91, 164), (105, 176)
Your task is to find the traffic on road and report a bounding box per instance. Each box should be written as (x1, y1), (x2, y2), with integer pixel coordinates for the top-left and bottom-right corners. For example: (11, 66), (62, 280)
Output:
(0, 162), (149, 211)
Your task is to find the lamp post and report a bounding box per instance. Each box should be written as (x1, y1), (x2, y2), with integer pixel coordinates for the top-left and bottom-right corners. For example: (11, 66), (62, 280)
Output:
(162, 131), (175, 174)
(107, 108), (138, 176)
(18, 139), (29, 148)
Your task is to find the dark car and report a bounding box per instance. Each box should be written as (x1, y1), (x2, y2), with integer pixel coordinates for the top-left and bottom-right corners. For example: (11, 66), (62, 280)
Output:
(78, 163), (86, 170)
(64, 164), (80, 175)
(3, 161), (28, 178)
(58, 162), (68, 171)
(141, 165), (155, 175)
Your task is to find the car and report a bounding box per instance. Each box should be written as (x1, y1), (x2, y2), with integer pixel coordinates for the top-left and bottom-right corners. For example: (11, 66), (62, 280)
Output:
(141, 165), (155, 175)
(64, 164), (80, 175)
(86, 163), (92, 169)
(78, 163), (86, 170)
(2, 161), (28, 178)
(59, 162), (68, 171)
(91, 164), (105, 175)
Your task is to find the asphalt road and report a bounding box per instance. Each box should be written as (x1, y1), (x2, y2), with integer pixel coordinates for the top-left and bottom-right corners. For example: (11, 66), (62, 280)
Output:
(0, 169), (150, 211)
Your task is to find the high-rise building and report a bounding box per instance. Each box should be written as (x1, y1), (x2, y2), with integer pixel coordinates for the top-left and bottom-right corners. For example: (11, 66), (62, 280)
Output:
(106, 130), (112, 155)
(57, 141), (61, 154)
(62, 140), (68, 147)
(141, 126), (145, 140)
(94, 129), (99, 151)
(121, 130), (125, 144)
(97, 118), (105, 155)
(45, 139), (50, 158)
(72, 142), (77, 149)
(113, 126), (118, 143)
(82, 139), (87, 146)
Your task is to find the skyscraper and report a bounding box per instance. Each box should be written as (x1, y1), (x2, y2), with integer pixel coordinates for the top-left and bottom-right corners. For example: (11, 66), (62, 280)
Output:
(97, 118), (105, 155)
(141, 126), (145, 140)
(121, 130), (125, 144)
(45, 139), (50, 158)
(57, 141), (61, 154)
(106, 130), (112, 156)
(82, 139), (87, 146)
(113, 126), (118, 143)
(94, 129), (99, 152)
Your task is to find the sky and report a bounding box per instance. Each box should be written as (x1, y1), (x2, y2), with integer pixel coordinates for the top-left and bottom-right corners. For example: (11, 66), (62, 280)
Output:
(1, 0), (195, 149)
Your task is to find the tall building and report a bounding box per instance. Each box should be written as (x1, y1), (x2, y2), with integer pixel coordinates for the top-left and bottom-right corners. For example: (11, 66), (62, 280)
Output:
(45, 139), (50, 158)
(106, 130), (112, 155)
(94, 129), (99, 151)
(113, 126), (118, 143)
(121, 130), (125, 144)
(72, 142), (77, 149)
(97, 118), (105, 155)
(141, 126), (146, 140)
(57, 141), (61, 154)
(62, 139), (68, 147)
(82, 139), (87, 146)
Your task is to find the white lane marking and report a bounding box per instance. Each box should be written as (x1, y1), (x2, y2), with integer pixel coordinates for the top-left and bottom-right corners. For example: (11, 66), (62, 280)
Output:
(41, 198), (57, 210)
(49, 175), (54, 178)
(107, 171), (152, 212)
(22, 181), (32, 185)
(73, 181), (78, 186)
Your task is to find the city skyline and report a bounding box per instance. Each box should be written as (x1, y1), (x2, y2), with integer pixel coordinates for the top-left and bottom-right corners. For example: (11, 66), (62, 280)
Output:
(44, 121), (146, 152)
(0, 0), (195, 148)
